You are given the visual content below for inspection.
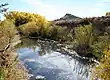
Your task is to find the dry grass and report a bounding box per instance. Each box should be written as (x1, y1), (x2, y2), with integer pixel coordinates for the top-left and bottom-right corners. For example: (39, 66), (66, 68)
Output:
(0, 20), (29, 80)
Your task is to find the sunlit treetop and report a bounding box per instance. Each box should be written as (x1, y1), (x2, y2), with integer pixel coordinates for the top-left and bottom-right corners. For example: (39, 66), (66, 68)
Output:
(5, 11), (49, 26)
(106, 12), (110, 16)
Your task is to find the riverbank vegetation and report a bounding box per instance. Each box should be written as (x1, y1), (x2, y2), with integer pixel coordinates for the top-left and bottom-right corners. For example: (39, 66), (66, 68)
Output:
(92, 45), (110, 80)
(0, 4), (28, 79)
(0, 6), (110, 80)
(74, 24), (110, 58)
(0, 20), (28, 80)
(5, 11), (74, 41)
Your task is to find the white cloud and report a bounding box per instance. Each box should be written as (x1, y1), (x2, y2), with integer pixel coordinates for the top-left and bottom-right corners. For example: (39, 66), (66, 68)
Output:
(21, 0), (109, 19)
(99, 0), (110, 3)
(97, 0), (110, 6)
(22, 0), (65, 20)
(95, 3), (104, 7)
(86, 0), (110, 17)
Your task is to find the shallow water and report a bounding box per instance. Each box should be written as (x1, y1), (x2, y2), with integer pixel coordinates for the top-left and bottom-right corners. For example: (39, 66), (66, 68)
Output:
(16, 38), (92, 80)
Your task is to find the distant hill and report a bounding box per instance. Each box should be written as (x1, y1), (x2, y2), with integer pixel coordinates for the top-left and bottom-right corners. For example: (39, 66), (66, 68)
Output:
(59, 13), (81, 20)
(53, 13), (82, 25)
(53, 13), (110, 28)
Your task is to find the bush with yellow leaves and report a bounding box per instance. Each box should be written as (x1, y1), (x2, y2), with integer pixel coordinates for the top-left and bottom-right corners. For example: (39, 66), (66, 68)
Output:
(92, 44), (110, 80)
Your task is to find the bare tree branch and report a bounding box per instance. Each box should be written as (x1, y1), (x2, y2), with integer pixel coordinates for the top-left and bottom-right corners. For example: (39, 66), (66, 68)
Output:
(0, 3), (9, 14)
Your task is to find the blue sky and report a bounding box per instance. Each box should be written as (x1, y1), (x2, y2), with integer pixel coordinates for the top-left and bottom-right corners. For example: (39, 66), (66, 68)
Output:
(0, 0), (110, 20)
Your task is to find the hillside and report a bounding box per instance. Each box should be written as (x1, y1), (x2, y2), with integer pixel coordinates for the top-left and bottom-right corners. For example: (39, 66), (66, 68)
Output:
(53, 14), (82, 27)
(53, 13), (110, 28)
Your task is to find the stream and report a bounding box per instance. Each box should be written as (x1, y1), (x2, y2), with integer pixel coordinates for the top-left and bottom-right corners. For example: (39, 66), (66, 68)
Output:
(16, 38), (93, 80)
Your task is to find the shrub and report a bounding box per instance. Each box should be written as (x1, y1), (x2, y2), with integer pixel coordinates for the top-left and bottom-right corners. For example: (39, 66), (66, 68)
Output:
(73, 24), (95, 57)
(19, 21), (52, 37)
(0, 20), (16, 50)
(0, 68), (4, 80)
(55, 26), (66, 41)
(105, 26), (110, 35)
(91, 35), (110, 59)
(19, 22), (39, 36)
(46, 26), (71, 41)
(38, 22), (52, 38)
(74, 24), (94, 46)
(0, 20), (16, 38)
(18, 21), (71, 41)
(92, 44), (110, 80)
(106, 12), (110, 16)
(73, 24), (110, 58)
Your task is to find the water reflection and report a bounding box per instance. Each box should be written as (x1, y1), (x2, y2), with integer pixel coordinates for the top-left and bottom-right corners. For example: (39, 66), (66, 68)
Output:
(16, 38), (92, 80)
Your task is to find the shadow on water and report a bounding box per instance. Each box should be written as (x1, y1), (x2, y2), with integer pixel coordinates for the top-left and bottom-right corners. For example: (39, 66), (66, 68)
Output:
(16, 38), (93, 80)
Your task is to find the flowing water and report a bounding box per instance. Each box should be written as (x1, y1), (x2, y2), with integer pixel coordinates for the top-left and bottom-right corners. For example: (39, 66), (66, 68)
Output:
(16, 38), (93, 80)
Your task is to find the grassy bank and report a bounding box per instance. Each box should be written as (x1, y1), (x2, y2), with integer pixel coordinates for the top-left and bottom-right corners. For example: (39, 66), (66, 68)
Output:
(0, 20), (28, 80)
